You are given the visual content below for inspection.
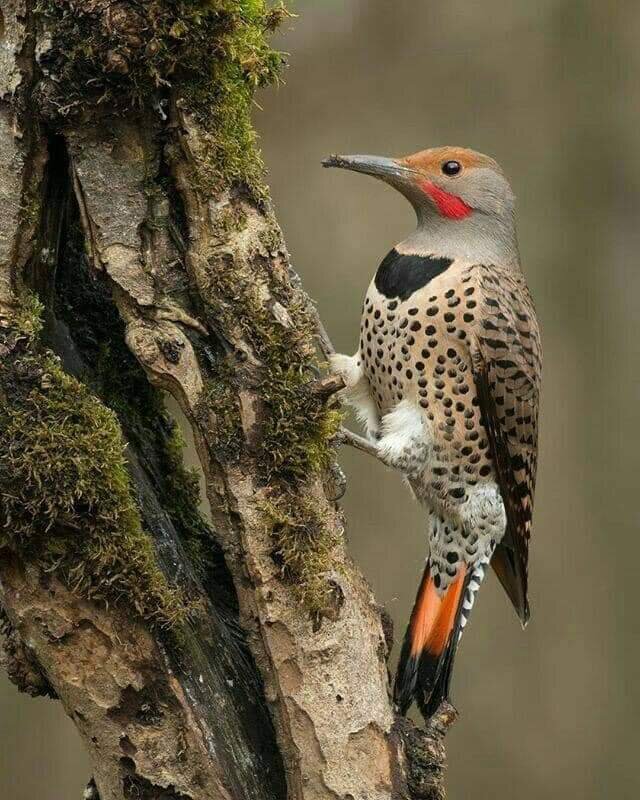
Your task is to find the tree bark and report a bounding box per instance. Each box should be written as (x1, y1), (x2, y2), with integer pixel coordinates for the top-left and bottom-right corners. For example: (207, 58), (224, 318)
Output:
(0, 2), (453, 799)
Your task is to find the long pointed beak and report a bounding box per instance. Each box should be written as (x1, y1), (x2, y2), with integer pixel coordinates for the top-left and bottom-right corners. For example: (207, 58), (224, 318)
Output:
(322, 154), (418, 182)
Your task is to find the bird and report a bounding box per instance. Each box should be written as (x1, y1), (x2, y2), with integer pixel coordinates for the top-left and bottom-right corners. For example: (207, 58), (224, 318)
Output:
(323, 147), (541, 718)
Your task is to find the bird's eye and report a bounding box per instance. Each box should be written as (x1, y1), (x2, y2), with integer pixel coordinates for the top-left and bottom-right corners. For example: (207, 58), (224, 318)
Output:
(442, 160), (462, 176)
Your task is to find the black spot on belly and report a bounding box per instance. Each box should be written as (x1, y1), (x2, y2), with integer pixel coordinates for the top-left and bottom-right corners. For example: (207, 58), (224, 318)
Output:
(374, 249), (453, 301)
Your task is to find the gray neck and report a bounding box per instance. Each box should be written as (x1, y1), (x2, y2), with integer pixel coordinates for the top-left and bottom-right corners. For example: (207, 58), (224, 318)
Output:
(398, 211), (520, 268)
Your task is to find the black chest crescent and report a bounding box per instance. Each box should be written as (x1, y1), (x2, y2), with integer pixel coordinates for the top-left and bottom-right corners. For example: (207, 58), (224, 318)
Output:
(375, 249), (453, 301)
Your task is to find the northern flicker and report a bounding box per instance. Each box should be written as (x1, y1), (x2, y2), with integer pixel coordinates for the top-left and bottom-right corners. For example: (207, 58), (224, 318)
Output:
(323, 147), (541, 718)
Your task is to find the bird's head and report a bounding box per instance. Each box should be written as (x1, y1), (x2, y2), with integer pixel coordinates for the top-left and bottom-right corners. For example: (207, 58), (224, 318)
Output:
(323, 146), (518, 263)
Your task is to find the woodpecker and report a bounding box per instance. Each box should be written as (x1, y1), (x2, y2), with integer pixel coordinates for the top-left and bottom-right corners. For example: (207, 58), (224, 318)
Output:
(323, 147), (541, 718)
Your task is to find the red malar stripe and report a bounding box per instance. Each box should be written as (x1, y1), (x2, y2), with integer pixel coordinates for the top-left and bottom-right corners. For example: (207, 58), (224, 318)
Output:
(421, 181), (472, 220)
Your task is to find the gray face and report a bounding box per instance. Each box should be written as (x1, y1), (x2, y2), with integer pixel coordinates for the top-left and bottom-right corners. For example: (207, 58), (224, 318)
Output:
(323, 147), (520, 266)
(433, 165), (516, 220)
(404, 162), (520, 267)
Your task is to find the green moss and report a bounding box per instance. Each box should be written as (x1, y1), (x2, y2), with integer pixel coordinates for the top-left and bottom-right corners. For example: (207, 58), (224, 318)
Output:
(197, 243), (342, 481)
(0, 303), (198, 629)
(13, 294), (45, 339)
(251, 295), (342, 482)
(35, 0), (287, 195)
(195, 238), (343, 611)
(189, 234), (343, 611)
(250, 298), (343, 611)
(212, 203), (250, 240)
(162, 423), (217, 580)
(257, 220), (284, 254)
(196, 361), (244, 463)
(261, 488), (342, 620)
(95, 339), (167, 441)
(261, 363), (342, 480)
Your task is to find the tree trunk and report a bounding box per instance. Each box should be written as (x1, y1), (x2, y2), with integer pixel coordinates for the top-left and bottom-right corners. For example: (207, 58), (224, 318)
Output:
(0, 2), (452, 798)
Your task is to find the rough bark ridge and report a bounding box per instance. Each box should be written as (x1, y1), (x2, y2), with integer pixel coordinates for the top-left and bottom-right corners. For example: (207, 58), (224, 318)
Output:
(0, 2), (453, 799)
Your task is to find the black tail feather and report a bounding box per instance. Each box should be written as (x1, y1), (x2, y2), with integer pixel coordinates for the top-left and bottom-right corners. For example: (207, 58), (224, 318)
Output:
(394, 641), (422, 716)
(416, 629), (459, 718)
(393, 563), (430, 715)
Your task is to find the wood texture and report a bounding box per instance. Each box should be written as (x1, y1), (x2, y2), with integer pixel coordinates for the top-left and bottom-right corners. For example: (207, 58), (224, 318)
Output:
(0, 2), (454, 798)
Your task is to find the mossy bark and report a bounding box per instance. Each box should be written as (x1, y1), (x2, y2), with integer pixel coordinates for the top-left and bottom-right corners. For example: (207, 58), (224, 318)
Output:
(0, 2), (453, 799)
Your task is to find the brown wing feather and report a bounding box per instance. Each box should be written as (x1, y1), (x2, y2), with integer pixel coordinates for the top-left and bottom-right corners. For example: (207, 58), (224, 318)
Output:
(470, 265), (541, 625)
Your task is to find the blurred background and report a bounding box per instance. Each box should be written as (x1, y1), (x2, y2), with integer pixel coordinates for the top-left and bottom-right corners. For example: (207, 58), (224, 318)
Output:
(2, 1), (638, 798)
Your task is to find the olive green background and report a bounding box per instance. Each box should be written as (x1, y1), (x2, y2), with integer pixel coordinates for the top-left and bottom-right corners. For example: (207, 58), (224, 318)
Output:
(2, 1), (638, 797)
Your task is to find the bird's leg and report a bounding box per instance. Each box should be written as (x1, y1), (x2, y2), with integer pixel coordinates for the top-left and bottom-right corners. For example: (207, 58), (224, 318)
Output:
(320, 365), (427, 476)
(308, 351), (387, 464)
(326, 352), (364, 391)
(309, 356), (387, 465)
(336, 427), (388, 463)
(309, 306), (391, 463)
(326, 367), (430, 474)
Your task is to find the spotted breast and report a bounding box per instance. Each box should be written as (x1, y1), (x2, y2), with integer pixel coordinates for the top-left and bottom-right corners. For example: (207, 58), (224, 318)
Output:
(359, 247), (540, 619)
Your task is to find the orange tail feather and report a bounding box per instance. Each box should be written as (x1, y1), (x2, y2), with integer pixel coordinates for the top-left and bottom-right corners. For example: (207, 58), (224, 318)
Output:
(395, 563), (468, 717)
